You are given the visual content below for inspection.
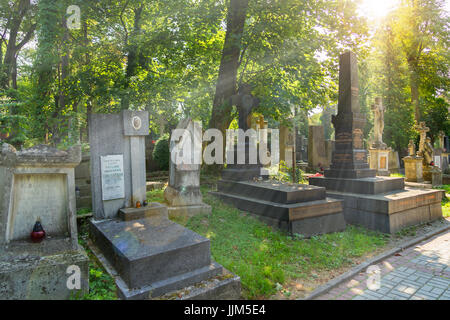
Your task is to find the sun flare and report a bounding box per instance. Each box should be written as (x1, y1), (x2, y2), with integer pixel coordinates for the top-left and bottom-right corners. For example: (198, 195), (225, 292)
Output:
(359, 0), (399, 20)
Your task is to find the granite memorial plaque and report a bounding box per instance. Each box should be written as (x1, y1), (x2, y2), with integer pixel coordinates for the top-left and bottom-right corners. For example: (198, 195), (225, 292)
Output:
(101, 155), (125, 201)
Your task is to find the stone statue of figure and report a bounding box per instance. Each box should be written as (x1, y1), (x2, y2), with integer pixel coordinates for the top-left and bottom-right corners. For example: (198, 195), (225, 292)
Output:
(408, 140), (416, 157)
(371, 97), (386, 148)
(416, 122), (430, 153)
(423, 137), (434, 166)
(438, 131), (445, 150)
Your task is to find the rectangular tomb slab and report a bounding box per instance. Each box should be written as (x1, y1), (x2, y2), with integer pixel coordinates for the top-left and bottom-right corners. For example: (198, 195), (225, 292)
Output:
(309, 176), (404, 195)
(217, 180), (326, 204)
(90, 217), (212, 289)
(325, 187), (443, 234)
(210, 190), (345, 237)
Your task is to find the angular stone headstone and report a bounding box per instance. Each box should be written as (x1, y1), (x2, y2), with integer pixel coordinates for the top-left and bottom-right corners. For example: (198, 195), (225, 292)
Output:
(308, 125), (327, 169)
(89, 110), (148, 219)
(164, 118), (211, 218)
(0, 144), (89, 299)
(325, 51), (376, 179)
(280, 124), (296, 168)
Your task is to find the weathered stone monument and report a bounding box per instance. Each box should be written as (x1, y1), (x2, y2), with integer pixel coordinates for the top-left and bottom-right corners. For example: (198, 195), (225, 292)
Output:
(434, 131), (447, 171)
(280, 123), (296, 168)
(212, 97), (346, 237)
(403, 140), (424, 183)
(221, 84), (264, 181)
(415, 122), (442, 183)
(310, 52), (442, 234)
(0, 144), (89, 299)
(164, 118), (211, 218)
(369, 98), (391, 176)
(388, 150), (401, 174)
(308, 125), (328, 170)
(88, 111), (240, 300)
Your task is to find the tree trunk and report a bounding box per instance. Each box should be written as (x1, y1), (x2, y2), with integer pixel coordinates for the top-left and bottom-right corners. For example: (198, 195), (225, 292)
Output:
(121, 5), (143, 110)
(209, 0), (249, 134)
(410, 72), (420, 123)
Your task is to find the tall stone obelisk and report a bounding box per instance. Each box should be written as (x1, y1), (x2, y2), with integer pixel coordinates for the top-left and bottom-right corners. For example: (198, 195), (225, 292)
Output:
(325, 51), (376, 179)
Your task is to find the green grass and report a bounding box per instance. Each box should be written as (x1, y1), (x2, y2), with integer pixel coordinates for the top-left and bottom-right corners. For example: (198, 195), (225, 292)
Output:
(77, 207), (92, 216)
(147, 188), (166, 203)
(75, 222), (118, 300)
(149, 187), (389, 299)
(390, 173), (405, 178)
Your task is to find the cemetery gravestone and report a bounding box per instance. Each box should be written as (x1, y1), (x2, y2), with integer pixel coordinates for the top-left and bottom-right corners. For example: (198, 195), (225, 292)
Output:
(308, 125), (327, 170)
(369, 98), (391, 176)
(403, 140), (424, 183)
(222, 84), (264, 181)
(164, 118), (212, 218)
(213, 108), (346, 237)
(88, 111), (240, 300)
(310, 51), (442, 234)
(280, 123), (296, 168)
(0, 144), (89, 299)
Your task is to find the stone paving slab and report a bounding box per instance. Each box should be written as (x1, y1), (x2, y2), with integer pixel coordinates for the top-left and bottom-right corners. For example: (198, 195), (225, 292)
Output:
(314, 230), (450, 300)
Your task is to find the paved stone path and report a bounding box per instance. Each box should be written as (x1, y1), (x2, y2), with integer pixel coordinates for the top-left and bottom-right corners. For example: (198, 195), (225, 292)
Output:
(315, 230), (450, 300)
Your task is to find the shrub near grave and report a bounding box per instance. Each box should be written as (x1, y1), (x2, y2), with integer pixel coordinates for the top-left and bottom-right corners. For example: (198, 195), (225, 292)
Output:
(152, 133), (170, 171)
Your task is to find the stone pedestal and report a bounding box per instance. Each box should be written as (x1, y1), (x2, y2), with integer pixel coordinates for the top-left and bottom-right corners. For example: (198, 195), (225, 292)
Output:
(403, 156), (424, 183)
(0, 144), (89, 299)
(222, 141), (265, 181)
(369, 148), (390, 176)
(431, 166), (443, 186)
(164, 118), (211, 219)
(211, 180), (346, 237)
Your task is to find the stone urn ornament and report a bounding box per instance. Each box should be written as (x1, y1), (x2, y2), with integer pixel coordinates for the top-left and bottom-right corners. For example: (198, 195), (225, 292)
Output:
(31, 218), (46, 243)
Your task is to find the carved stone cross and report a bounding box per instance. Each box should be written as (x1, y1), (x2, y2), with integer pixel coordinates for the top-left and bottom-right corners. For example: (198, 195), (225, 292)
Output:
(231, 84), (260, 131)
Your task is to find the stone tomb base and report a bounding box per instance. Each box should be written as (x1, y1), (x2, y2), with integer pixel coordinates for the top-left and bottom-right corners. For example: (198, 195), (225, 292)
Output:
(167, 204), (212, 219)
(89, 204), (240, 300)
(0, 239), (89, 299)
(309, 176), (443, 234)
(210, 180), (346, 237)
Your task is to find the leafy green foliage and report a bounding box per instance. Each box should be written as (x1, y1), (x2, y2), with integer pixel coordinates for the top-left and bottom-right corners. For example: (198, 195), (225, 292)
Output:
(152, 133), (170, 171)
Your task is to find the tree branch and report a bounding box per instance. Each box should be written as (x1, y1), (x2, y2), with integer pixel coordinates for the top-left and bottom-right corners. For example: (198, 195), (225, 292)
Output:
(15, 23), (36, 51)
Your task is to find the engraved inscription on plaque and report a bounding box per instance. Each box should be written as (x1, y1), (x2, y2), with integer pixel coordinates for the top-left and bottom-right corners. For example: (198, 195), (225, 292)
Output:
(380, 156), (387, 169)
(101, 155), (125, 201)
